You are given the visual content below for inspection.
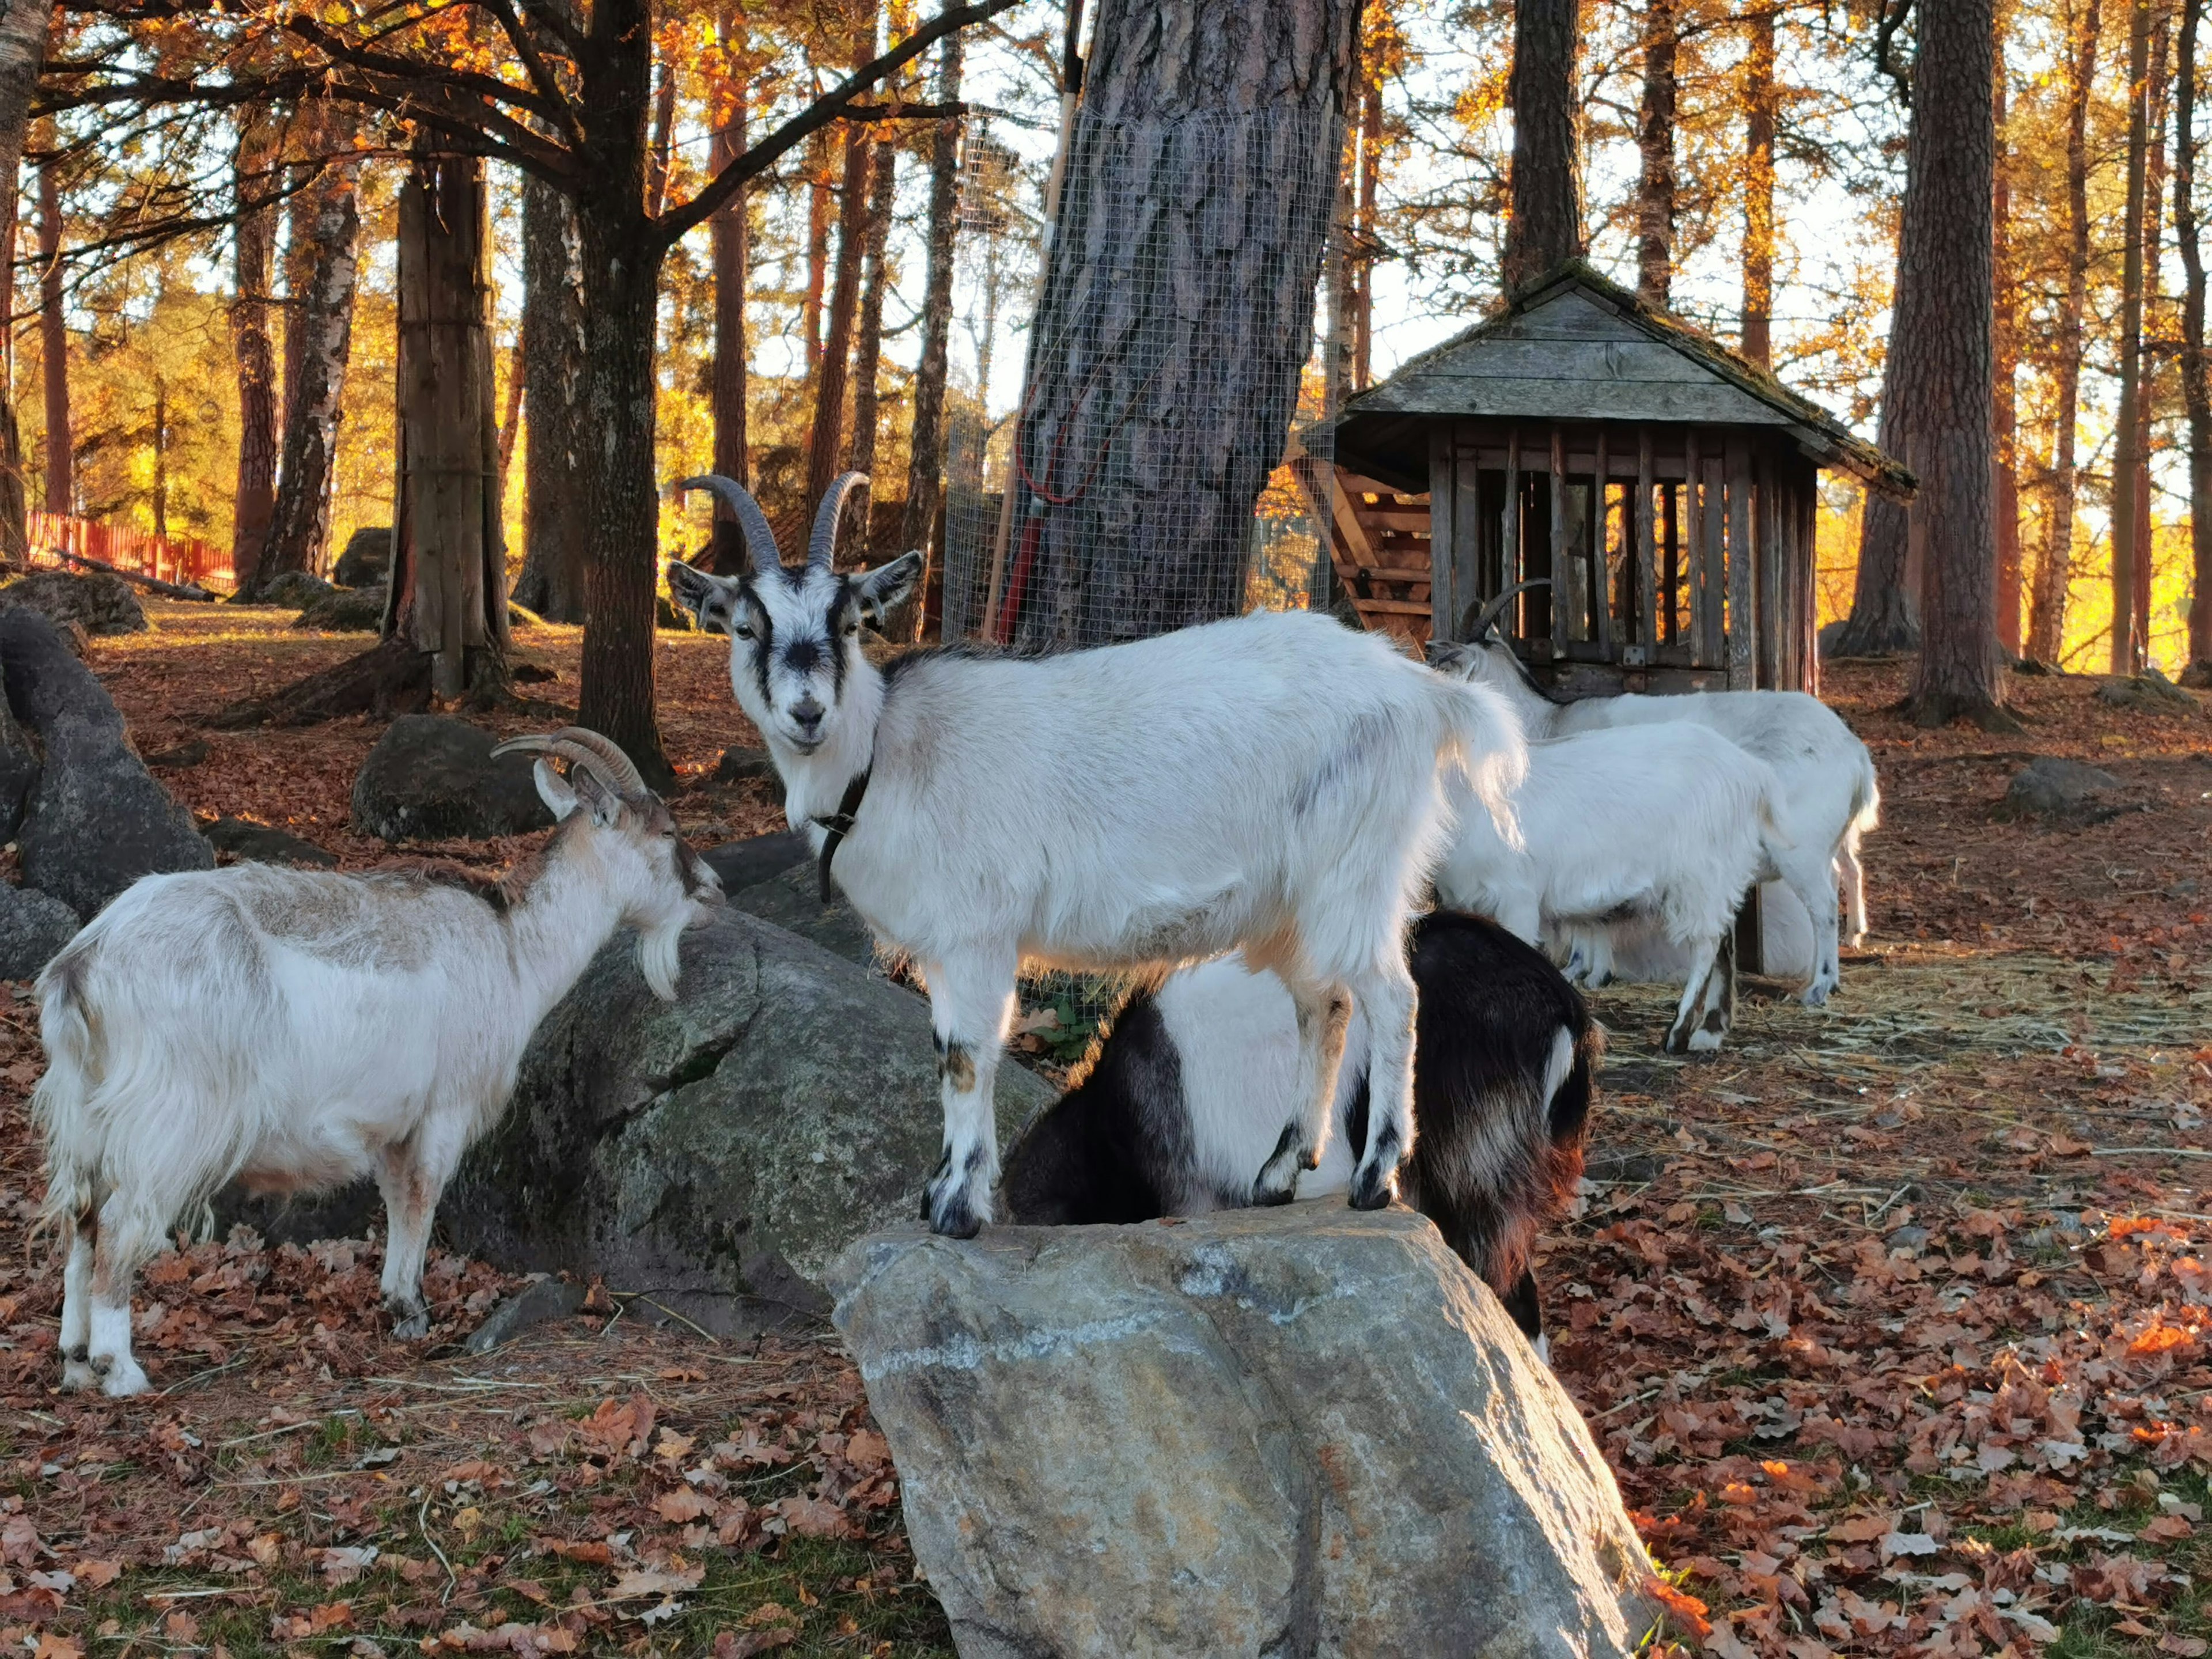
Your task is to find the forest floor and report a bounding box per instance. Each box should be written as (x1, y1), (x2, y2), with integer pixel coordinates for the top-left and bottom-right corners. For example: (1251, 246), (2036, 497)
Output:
(0, 602), (2207, 1658)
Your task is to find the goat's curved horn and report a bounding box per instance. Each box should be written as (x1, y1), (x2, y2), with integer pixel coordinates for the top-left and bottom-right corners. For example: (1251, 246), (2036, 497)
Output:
(807, 471), (870, 570)
(493, 728), (645, 799)
(1461, 578), (1551, 642)
(673, 474), (780, 576)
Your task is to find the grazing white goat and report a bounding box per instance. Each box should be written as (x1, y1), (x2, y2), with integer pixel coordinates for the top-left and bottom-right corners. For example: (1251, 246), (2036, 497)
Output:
(1001, 910), (1599, 1356)
(1437, 581), (1881, 1002)
(667, 472), (1525, 1237)
(35, 729), (721, 1397)
(1433, 712), (1789, 1054)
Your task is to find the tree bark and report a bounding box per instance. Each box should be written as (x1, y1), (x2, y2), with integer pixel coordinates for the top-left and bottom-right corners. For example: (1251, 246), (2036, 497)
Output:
(1502, 0), (1585, 293)
(230, 111), (281, 591)
(0, 0), (52, 562)
(2029, 0), (2102, 664)
(1993, 67), (2022, 656)
(253, 143), (361, 594)
(512, 175), (590, 621)
(805, 124), (874, 513)
(645, 58), (678, 219)
(1017, 0), (1358, 647)
(1353, 59), (1380, 387)
(37, 156), (68, 515)
(1740, 3), (1777, 365)
(804, 146), (831, 377)
(2182, 0), (2212, 669)
(897, 31), (965, 582)
(2115, 0), (2154, 674)
(1635, 0), (1677, 309)
(1900, 0), (2012, 728)
(2138, 6), (2175, 662)
(707, 0), (751, 574)
(847, 126), (899, 531)
(1832, 233), (1921, 656)
(392, 150), (508, 699)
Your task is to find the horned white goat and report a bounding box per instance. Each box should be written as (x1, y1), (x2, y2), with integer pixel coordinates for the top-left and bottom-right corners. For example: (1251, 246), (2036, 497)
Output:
(34, 729), (721, 1397)
(1001, 910), (1599, 1355)
(667, 472), (1525, 1238)
(1433, 710), (1790, 1054)
(1436, 581), (1881, 1003)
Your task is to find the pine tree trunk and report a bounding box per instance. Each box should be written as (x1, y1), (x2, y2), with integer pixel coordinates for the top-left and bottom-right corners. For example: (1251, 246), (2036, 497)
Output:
(37, 157), (68, 514)
(806, 124), (874, 512)
(2181, 0), (2212, 669)
(393, 150), (508, 698)
(708, 0), (751, 574)
(848, 129), (899, 514)
(1740, 4), (1777, 365)
(255, 147), (361, 594)
(512, 175), (590, 621)
(1502, 0), (1585, 293)
(0, 0), (51, 562)
(1901, 0), (2012, 729)
(1636, 0), (1677, 309)
(804, 149), (830, 377)
(2138, 7), (2175, 662)
(2030, 0), (2102, 664)
(1993, 69), (2022, 656)
(230, 113), (281, 590)
(897, 32), (964, 581)
(1833, 226), (1922, 658)
(1353, 65), (1380, 387)
(1018, 0), (1357, 647)
(2115, 0), (2154, 673)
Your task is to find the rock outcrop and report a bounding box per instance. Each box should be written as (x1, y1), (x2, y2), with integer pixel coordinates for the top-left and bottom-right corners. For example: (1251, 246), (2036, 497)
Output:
(350, 715), (555, 842)
(0, 570), (148, 636)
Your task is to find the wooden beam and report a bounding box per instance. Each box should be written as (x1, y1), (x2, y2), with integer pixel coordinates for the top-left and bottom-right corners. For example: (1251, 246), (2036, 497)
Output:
(1427, 427), (1455, 641)
(1757, 454), (1783, 690)
(1699, 435), (1726, 666)
(1593, 426), (1612, 657)
(1503, 425), (1521, 619)
(1635, 426), (1657, 654)
(1684, 429), (1704, 662)
(1725, 434), (1756, 690)
(1550, 425), (1570, 659)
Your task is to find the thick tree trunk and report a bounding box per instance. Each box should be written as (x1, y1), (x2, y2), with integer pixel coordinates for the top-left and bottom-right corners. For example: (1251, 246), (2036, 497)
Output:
(2183, 0), (2212, 669)
(0, 0), (51, 562)
(848, 130), (899, 525)
(1502, 0), (1584, 293)
(897, 32), (965, 582)
(2115, 0), (2153, 674)
(37, 157), (67, 514)
(392, 151), (508, 699)
(2029, 0), (2101, 664)
(512, 175), (590, 621)
(1900, 0), (2011, 729)
(1740, 4), (1777, 365)
(806, 125), (874, 512)
(708, 0), (751, 574)
(1993, 70), (2022, 657)
(230, 113), (280, 590)
(1017, 0), (1357, 647)
(254, 147), (361, 593)
(1636, 0), (1677, 309)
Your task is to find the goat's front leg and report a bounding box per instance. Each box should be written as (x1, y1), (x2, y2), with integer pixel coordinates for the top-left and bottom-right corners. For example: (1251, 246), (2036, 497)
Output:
(85, 1194), (154, 1397)
(1664, 931), (1736, 1054)
(376, 1113), (469, 1339)
(59, 1206), (96, 1392)
(919, 950), (1017, 1238)
(1253, 980), (1351, 1205)
(1345, 956), (1418, 1210)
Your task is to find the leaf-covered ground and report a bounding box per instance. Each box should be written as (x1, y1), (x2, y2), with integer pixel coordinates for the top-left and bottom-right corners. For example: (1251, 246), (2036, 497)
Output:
(1, 608), (2209, 1656)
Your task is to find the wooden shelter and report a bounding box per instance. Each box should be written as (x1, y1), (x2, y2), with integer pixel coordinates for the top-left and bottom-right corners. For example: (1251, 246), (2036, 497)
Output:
(1324, 264), (1914, 694)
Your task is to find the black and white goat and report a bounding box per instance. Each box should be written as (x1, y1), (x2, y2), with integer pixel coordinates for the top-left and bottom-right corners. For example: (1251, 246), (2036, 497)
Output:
(35, 730), (721, 1396)
(666, 472), (1525, 1237)
(1436, 582), (1882, 1003)
(1001, 910), (1598, 1351)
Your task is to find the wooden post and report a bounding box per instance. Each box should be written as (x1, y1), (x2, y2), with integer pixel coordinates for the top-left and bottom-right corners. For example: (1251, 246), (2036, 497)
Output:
(1700, 438), (1726, 669)
(1798, 468), (1821, 695)
(1593, 426), (1613, 657)
(1503, 425), (1522, 629)
(1550, 424), (1569, 659)
(1684, 429), (1705, 662)
(1725, 435), (1755, 689)
(1454, 434), (1482, 641)
(1428, 426), (1456, 641)
(1635, 426), (1656, 655)
(1756, 452), (1783, 689)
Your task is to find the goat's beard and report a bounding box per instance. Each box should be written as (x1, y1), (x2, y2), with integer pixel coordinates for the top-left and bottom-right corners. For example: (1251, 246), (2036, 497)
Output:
(638, 922), (686, 1002)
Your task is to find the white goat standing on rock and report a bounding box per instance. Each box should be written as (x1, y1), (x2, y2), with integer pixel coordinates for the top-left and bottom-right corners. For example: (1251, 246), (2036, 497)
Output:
(35, 729), (721, 1397)
(667, 471), (1527, 1238)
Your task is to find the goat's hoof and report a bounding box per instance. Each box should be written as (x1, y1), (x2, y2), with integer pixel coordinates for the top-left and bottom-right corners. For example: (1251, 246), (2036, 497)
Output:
(926, 1176), (987, 1240)
(96, 1357), (150, 1398)
(392, 1311), (430, 1340)
(1662, 1028), (1690, 1056)
(1687, 1026), (1726, 1052)
(59, 1357), (95, 1393)
(1800, 982), (1832, 1009)
(1347, 1163), (1396, 1211)
(1252, 1176), (1298, 1207)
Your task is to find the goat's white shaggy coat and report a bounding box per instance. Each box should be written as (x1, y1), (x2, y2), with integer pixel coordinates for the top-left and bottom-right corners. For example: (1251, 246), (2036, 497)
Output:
(1438, 629), (1880, 1002)
(34, 735), (720, 1396)
(1434, 721), (1789, 1052)
(669, 472), (1525, 1236)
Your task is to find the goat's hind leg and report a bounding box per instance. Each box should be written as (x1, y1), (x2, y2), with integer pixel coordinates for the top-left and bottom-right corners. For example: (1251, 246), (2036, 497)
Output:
(59, 1206), (96, 1392)
(1664, 931), (1736, 1054)
(1345, 956), (1417, 1210)
(1253, 980), (1351, 1205)
(919, 950), (1017, 1238)
(85, 1193), (156, 1397)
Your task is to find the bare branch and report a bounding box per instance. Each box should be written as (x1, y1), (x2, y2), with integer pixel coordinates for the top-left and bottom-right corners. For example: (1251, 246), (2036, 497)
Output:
(1874, 0), (1915, 108)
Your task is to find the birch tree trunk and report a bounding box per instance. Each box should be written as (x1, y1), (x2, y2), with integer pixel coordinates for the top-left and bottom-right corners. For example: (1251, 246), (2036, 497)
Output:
(1502, 0), (1585, 293)
(37, 157), (68, 515)
(1740, 4), (1777, 365)
(254, 145), (361, 594)
(0, 0), (52, 562)
(2137, 8), (2174, 662)
(231, 112), (281, 590)
(897, 32), (965, 569)
(2114, 0), (2154, 674)
(1993, 69), (2022, 656)
(1901, 0), (2012, 729)
(1017, 0), (1358, 647)
(2029, 0), (2102, 664)
(512, 175), (589, 621)
(1636, 0), (1677, 309)
(708, 0), (751, 574)
(2181, 0), (2212, 670)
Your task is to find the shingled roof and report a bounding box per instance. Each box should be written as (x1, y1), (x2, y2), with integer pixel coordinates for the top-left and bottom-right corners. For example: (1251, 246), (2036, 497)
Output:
(1327, 260), (1916, 501)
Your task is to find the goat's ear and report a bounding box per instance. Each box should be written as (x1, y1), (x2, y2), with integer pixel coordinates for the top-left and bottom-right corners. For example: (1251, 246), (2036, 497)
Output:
(569, 764), (623, 828)
(854, 551), (923, 630)
(667, 560), (740, 635)
(533, 759), (581, 821)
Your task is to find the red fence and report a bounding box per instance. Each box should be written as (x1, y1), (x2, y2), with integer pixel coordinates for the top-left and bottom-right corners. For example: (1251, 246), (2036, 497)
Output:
(24, 513), (237, 594)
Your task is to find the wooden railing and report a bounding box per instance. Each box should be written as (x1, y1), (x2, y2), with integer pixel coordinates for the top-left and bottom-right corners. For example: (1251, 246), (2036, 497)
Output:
(23, 513), (237, 594)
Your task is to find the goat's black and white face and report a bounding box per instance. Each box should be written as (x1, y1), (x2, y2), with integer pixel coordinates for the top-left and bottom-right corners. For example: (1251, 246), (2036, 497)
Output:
(665, 472), (920, 757)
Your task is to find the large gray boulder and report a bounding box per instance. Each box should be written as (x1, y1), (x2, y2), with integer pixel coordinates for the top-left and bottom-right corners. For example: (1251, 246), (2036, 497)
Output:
(0, 610), (212, 918)
(0, 885), (79, 979)
(351, 714), (555, 842)
(442, 906), (1050, 1331)
(0, 570), (147, 636)
(333, 526), (393, 588)
(294, 584), (388, 634)
(1998, 755), (2126, 823)
(728, 853), (883, 972)
(832, 1203), (1654, 1659)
